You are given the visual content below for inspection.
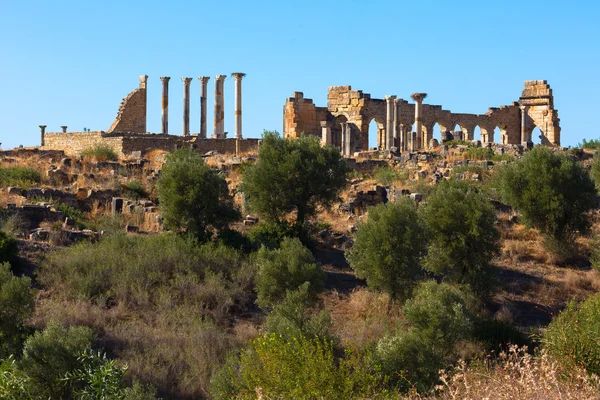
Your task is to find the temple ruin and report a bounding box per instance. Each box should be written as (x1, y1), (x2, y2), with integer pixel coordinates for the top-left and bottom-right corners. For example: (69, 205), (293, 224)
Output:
(40, 74), (258, 157)
(284, 80), (561, 154)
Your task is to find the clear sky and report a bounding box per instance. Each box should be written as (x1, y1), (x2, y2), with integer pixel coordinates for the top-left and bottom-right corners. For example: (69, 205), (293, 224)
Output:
(1, 0), (598, 149)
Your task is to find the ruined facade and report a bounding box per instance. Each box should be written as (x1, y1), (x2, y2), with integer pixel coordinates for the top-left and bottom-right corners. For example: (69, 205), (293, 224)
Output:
(284, 80), (560, 153)
(41, 74), (257, 157)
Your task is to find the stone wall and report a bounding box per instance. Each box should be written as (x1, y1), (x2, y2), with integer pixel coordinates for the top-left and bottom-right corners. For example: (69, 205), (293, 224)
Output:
(107, 75), (148, 134)
(43, 131), (124, 155)
(284, 80), (561, 150)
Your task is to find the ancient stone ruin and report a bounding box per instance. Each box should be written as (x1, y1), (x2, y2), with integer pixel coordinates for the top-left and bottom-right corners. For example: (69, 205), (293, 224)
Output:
(40, 74), (258, 157)
(284, 80), (560, 154)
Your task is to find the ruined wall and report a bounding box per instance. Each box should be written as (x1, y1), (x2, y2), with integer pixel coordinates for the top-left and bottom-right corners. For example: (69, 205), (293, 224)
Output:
(107, 75), (148, 134)
(42, 131), (124, 156)
(284, 80), (561, 149)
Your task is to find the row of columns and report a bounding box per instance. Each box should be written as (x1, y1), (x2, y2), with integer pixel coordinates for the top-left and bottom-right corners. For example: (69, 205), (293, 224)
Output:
(383, 93), (427, 152)
(159, 73), (246, 138)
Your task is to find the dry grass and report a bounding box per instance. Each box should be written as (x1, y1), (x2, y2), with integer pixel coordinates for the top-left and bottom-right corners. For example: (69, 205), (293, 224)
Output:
(322, 288), (405, 345)
(434, 346), (600, 400)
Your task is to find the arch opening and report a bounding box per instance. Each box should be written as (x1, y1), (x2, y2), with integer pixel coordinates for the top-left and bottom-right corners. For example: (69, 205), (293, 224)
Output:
(493, 127), (501, 144)
(331, 115), (347, 149)
(367, 117), (384, 150)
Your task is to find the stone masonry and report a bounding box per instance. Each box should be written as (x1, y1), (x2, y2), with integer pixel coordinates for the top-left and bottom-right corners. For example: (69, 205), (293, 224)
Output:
(284, 80), (561, 152)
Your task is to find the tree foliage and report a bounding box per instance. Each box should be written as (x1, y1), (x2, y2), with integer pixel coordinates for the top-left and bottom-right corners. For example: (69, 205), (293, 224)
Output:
(0, 231), (18, 264)
(420, 180), (499, 293)
(498, 147), (597, 245)
(346, 198), (427, 300)
(255, 237), (325, 308)
(241, 131), (350, 232)
(0, 262), (34, 359)
(157, 147), (239, 241)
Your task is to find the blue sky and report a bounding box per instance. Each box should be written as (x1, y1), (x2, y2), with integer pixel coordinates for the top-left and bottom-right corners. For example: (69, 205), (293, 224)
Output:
(1, 0), (598, 149)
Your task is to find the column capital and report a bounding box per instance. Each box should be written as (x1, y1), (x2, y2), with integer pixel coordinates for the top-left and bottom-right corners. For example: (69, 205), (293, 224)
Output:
(139, 75), (148, 88)
(182, 77), (193, 85)
(60, 126), (68, 132)
(411, 92), (428, 102)
(215, 74), (227, 81)
(160, 76), (171, 82)
(231, 72), (246, 80)
(384, 95), (397, 102)
(198, 76), (210, 84)
(39, 125), (47, 129)
(320, 120), (332, 128)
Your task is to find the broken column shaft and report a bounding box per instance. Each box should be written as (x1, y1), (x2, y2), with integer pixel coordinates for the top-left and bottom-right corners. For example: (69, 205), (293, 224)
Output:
(411, 93), (427, 150)
(213, 75), (227, 138)
(160, 77), (170, 134)
(39, 125), (47, 146)
(385, 95), (396, 150)
(61, 126), (68, 133)
(182, 77), (192, 136)
(198, 76), (210, 138)
(232, 72), (246, 139)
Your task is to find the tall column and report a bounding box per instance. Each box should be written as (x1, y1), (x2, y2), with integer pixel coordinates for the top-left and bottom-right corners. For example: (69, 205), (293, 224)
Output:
(399, 124), (404, 152)
(198, 76), (210, 138)
(393, 98), (400, 148)
(182, 78), (192, 136)
(39, 125), (47, 146)
(213, 75), (227, 138)
(231, 72), (246, 139)
(520, 106), (528, 143)
(385, 95), (396, 150)
(320, 121), (332, 146)
(344, 123), (352, 155)
(340, 122), (347, 155)
(61, 126), (68, 133)
(160, 77), (170, 134)
(139, 75), (148, 133)
(411, 93), (427, 151)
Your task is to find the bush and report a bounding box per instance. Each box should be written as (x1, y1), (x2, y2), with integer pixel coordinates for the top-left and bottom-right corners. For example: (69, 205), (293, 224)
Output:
(255, 237), (325, 308)
(81, 144), (118, 162)
(0, 356), (33, 399)
(591, 151), (600, 191)
(579, 138), (600, 150)
(157, 147), (239, 242)
(346, 198), (427, 300)
(375, 281), (477, 392)
(373, 166), (409, 185)
(591, 235), (600, 272)
(61, 349), (127, 399)
(241, 131), (350, 233)
(497, 147), (597, 252)
(19, 322), (94, 399)
(212, 333), (387, 399)
(246, 220), (293, 250)
(543, 292), (600, 376)
(264, 282), (333, 342)
(0, 231), (17, 264)
(420, 180), (499, 294)
(122, 180), (149, 200)
(0, 262), (34, 359)
(0, 166), (41, 187)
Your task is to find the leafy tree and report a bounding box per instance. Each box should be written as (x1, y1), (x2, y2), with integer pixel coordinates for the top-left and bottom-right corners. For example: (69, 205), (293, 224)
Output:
(346, 198), (427, 300)
(19, 322), (94, 399)
(264, 282), (333, 342)
(0, 231), (17, 264)
(0, 262), (34, 359)
(0, 356), (33, 399)
(420, 180), (499, 294)
(591, 151), (600, 191)
(497, 147), (597, 250)
(241, 131), (350, 233)
(255, 237), (325, 308)
(157, 147), (239, 241)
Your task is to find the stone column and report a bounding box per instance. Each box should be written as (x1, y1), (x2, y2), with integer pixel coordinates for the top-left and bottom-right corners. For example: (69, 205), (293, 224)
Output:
(520, 106), (529, 143)
(320, 121), (332, 146)
(340, 122), (347, 155)
(385, 95), (396, 150)
(160, 77), (170, 134)
(393, 98), (400, 149)
(213, 75), (227, 138)
(411, 93), (427, 150)
(182, 78), (192, 136)
(61, 126), (68, 133)
(231, 72), (246, 139)
(344, 123), (352, 155)
(139, 75), (148, 133)
(198, 76), (210, 138)
(39, 125), (47, 146)
(399, 124), (404, 152)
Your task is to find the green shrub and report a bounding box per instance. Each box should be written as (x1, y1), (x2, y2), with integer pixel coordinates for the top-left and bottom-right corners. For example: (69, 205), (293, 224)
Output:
(0, 262), (34, 359)
(264, 282), (333, 342)
(591, 151), (600, 191)
(420, 180), (499, 294)
(19, 322), (94, 399)
(591, 235), (600, 272)
(543, 292), (600, 376)
(0, 231), (17, 264)
(157, 148), (239, 242)
(579, 138), (600, 150)
(466, 147), (494, 160)
(62, 349), (127, 399)
(214, 333), (387, 399)
(122, 180), (149, 200)
(373, 166), (409, 186)
(346, 198), (427, 300)
(241, 130), (350, 233)
(497, 147), (597, 253)
(0, 356), (33, 399)
(375, 281), (477, 392)
(81, 144), (118, 162)
(0, 166), (41, 187)
(247, 220), (293, 250)
(444, 140), (471, 147)
(255, 237), (325, 308)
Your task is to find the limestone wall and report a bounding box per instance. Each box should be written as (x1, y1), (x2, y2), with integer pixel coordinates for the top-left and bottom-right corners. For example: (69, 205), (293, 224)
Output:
(107, 76), (148, 134)
(43, 131), (124, 156)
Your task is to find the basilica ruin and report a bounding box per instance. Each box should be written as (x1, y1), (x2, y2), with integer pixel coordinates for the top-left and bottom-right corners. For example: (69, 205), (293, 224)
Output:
(284, 80), (561, 154)
(40, 74), (259, 156)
